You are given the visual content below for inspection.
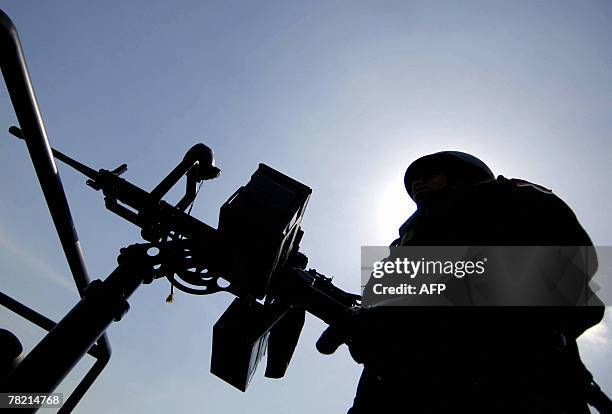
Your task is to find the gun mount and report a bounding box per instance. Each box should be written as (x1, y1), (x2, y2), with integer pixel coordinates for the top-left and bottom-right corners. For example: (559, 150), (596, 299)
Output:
(0, 8), (359, 413)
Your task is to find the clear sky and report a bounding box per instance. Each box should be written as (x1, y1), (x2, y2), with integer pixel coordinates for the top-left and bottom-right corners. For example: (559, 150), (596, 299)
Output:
(0, 1), (610, 413)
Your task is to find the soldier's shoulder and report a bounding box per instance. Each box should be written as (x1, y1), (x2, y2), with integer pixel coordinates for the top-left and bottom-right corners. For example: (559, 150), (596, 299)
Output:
(473, 175), (558, 202)
(507, 177), (554, 194)
(471, 175), (578, 219)
(473, 176), (590, 243)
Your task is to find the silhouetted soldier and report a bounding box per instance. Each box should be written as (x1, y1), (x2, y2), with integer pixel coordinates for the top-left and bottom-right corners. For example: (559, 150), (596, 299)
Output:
(318, 151), (605, 413)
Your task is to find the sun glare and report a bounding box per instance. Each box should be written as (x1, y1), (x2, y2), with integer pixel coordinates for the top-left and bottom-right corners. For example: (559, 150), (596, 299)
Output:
(374, 177), (416, 245)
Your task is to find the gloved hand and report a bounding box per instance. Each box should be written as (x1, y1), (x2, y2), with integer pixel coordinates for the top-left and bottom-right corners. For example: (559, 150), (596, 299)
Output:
(315, 310), (371, 364)
(316, 307), (439, 369)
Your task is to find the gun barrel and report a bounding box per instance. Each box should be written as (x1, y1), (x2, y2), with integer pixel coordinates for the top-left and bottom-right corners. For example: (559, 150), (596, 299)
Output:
(9, 126), (99, 180)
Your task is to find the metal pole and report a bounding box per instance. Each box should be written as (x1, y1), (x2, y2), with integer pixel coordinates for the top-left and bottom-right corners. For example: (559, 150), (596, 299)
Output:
(0, 9), (90, 295)
(1, 258), (145, 410)
(0, 6), (111, 366)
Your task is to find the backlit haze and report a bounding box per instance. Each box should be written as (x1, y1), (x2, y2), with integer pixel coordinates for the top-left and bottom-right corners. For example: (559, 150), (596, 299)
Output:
(1, 2), (610, 413)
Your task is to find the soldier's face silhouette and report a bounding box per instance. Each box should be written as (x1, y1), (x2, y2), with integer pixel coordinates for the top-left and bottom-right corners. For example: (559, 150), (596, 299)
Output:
(411, 171), (448, 204)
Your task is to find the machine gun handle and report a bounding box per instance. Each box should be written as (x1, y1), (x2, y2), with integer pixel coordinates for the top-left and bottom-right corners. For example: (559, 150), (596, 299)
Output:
(150, 143), (220, 211)
(275, 267), (361, 326)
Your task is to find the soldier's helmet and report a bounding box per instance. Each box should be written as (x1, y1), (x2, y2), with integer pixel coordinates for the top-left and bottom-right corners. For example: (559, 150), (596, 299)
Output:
(404, 151), (494, 200)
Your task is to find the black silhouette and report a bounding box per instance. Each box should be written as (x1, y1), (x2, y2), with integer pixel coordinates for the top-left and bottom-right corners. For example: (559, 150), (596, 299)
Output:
(1, 8), (610, 414)
(0, 9), (359, 413)
(318, 151), (611, 413)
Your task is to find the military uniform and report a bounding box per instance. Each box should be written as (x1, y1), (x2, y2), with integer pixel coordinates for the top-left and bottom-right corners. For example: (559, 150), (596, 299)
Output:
(349, 176), (604, 413)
